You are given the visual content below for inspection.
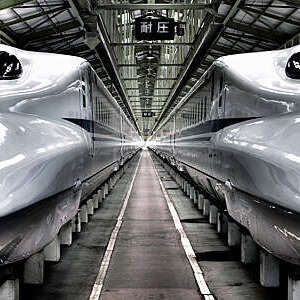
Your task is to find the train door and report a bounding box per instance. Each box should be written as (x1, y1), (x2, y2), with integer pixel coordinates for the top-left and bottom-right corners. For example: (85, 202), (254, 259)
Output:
(171, 116), (176, 159)
(120, 113), (124, 163)
(212, 72), (225, 194)
(217, 72), (225, 119)
(80, 64), (94, 156)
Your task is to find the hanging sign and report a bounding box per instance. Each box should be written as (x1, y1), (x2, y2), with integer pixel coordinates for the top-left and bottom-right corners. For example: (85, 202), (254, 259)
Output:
(176, 22), (185, 36)
(135, 17), (175, 40)
(142, 111), (155, 117)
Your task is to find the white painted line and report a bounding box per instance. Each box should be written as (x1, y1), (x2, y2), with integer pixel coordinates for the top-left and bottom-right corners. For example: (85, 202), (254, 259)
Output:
(89, 155), (142, 300)
(151, 154), (215, 300)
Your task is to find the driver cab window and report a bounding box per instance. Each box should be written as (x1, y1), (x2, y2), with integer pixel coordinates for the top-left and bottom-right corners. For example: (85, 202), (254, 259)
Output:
(0, 51), (22, 80)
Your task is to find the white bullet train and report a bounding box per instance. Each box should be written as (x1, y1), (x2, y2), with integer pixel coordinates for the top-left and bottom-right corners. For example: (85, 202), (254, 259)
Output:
(0, 45), (141, 264)
(151, 45), (300, 266)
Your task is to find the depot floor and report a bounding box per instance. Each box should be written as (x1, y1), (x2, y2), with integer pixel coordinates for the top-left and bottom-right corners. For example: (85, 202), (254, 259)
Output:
(23, 150), (283, 300)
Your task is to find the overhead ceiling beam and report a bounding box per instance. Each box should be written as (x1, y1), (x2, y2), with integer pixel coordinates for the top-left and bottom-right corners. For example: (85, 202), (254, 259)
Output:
(241, 6), (300, 27)
(222, 32), (272, 50)
(0, 0), (32, 11)
(0, 5), (70, 29)
(128, 95), (168, 98)
(57, 44), (89, 55)
(127, 88), (171, 90)
(68, 0), (141, 134)
(0, 29), (17, 45)
(123, 77), (177, 80)
(151, 22), (221, 133)
(94, 3), (212, 11)
(24, 20), (80, 41)
(96, 15), (141, 134)
(29, 32), (84, 49)
(67, 0), (85, 28)
(225, 20), (286, 44)
(151, 0), (241, 134)
(118, 64), (183, 67)
(211, 44), (240, 55)
(112, 42), (193, 46)
(278, 0), (300, 8)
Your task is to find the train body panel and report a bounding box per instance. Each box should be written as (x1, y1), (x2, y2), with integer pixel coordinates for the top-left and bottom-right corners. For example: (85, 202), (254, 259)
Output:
(151, 45), (300, 265)
(214, 113), (300, 213)
(0, 112), (88, 217)
(0, 45), (141, 264)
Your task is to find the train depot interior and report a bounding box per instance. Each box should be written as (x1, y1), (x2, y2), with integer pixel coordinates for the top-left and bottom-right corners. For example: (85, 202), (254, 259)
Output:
(0, 0), (300, 299)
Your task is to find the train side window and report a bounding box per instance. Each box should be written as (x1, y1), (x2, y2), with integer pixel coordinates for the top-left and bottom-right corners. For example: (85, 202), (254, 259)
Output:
(0, 51), (22, 80)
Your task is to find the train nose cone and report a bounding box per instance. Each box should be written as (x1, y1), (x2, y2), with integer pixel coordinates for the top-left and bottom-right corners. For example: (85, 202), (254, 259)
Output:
(214, 113), (300, 214)
(0, 112), (87, 217)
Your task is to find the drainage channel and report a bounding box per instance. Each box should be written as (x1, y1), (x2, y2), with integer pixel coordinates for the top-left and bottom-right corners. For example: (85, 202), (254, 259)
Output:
(150, 151), (284, 300)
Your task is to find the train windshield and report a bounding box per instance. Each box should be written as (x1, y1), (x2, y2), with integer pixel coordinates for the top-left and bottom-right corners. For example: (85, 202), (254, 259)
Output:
(0, 51), (22, 80)
(286, 52), (300, 79)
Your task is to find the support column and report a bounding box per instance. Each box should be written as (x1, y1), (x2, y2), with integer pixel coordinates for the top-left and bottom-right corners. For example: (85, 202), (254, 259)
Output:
(288, 271), (300, 300)
(98, 189), (103, 205)
(186, 183), (192, 197)
(203, 198), (210, 217)
(260, 250), (280, 287)
(241, 234), (257, 264)
(93, 194), (99, 209)
(109, 178), (113, 191)
(71, 217), (76, 233)
(198, 194), (204, 210)
(190, 186), (194, 201)
(79, 205), (88, 223)
(0, 279), (19, 300)
(181, 178), (184, 191)
(75, 212), (81, 233)
(59, 222), (72, 246)
(44, 236), (60, 262)
(217, 213), (228, 234)
(193, 190), (198, 206)
(209, 205), (218, 225)
(102, 186), (106, 201)
(87, 199), (94, 215)
(105, 182), (109, 196)
(228, 222), (241, 247)
(24, 253), (44, 284)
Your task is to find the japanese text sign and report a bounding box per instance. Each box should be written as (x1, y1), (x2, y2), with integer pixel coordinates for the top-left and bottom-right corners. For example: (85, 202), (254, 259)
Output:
(135, 18), (175, 40)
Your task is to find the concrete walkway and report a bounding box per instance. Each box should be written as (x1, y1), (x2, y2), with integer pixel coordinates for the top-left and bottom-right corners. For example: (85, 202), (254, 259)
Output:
(101, 151), (200, 299)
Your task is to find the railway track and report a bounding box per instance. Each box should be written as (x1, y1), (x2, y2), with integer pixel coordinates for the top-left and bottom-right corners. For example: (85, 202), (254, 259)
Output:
(150, 149), (293, 300)
(0, 152), (141, 300)
(0, 149), (296, 299)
